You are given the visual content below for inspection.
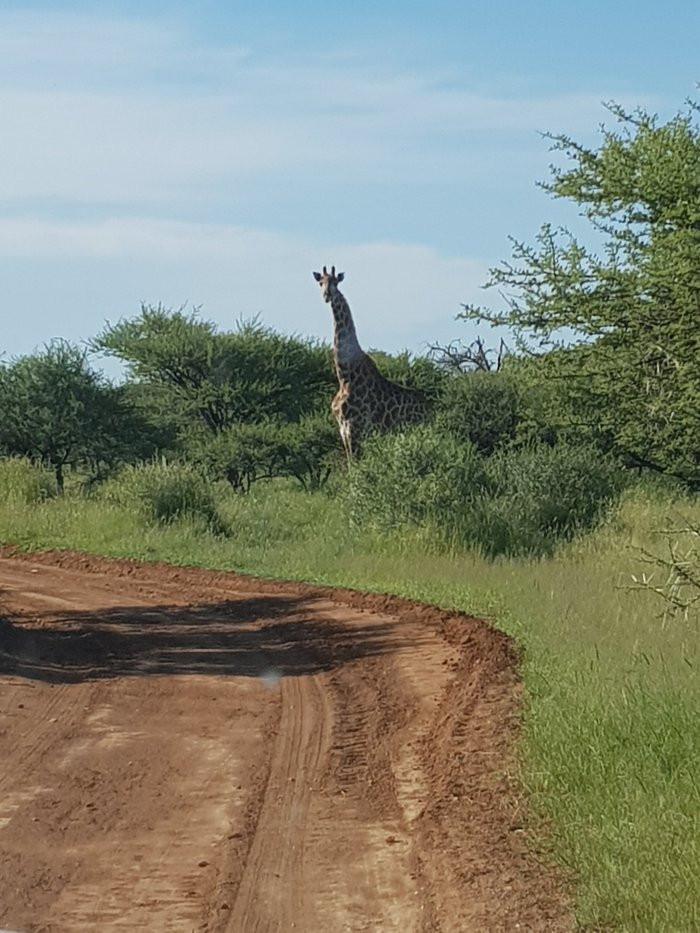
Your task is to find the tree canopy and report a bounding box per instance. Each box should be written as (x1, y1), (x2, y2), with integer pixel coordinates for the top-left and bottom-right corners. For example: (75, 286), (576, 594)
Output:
(0, 341), (151, 490)
(93, 306), (336, 435)
(461, 100), (700, 486)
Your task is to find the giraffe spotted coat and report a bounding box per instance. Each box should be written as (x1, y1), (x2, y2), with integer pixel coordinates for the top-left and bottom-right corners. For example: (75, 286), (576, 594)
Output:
(313, 265), (425, 459)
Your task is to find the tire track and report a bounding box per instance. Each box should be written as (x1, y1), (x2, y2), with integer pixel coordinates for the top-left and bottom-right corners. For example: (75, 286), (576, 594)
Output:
(0, 550), (572, 932)
(226, 673), (333, 931)
(225, 612), (437, 933)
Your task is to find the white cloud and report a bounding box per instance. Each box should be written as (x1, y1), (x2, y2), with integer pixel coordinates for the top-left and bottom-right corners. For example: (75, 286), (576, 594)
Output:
(0, 9), (660, 363)
(0, 9), (650, 206)
(0, 11), (249, 87)
(0, 215), (487, 353)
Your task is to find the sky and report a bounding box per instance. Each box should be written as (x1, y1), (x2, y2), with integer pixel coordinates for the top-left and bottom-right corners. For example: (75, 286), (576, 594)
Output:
(1, 1), (698, 375)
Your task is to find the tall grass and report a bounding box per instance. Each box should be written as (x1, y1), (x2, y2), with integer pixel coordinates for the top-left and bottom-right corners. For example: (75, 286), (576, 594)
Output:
(100, 461), (227, 533)
(0, 473), (698, 930)
(0, 456), (56, 504)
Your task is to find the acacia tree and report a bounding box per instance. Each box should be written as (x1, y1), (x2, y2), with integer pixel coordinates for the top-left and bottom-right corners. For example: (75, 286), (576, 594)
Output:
(93, 305), (336, 434)
(0, 340), (152, 490)
(93, 305), (343, 489)
(461, 100), (700, 486)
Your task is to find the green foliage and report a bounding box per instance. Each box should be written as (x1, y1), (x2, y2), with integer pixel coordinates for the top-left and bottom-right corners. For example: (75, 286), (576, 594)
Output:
(0, 456), (57, 504)
(94, 306), (335, 435)
(102, 461), (225, 531)
(346, 424), (489, 542)
(436, 371), (521, 454)
(368, 349), (446, 402)
(118, 381), (181, 458)
(432, 361), (569, 456)
(0, 340), (154, 490)
(461, 100), (700, 486)
(475, 443), (626, 557)
(281, 413), (343, 490)
(190, 414), (341, 492)
(189, 422), (287, 492)
(347, 427), (623, 557)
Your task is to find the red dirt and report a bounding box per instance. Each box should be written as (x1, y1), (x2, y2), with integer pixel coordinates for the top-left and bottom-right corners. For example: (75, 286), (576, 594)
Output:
(0, 549), (570, 932)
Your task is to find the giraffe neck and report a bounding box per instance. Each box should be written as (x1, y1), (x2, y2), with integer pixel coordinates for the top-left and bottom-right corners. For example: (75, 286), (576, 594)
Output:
(330, 289), (366, 380)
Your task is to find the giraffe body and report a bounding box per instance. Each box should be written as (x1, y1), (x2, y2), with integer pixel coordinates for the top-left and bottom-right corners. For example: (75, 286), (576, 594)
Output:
(313, 265), (425, 458)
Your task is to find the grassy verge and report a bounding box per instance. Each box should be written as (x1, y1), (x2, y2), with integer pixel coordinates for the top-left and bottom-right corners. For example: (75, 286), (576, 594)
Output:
(0, 478), (698, 930)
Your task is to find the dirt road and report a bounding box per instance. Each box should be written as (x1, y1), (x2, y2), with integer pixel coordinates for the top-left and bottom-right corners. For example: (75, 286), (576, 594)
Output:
(0, 549), (569, 932)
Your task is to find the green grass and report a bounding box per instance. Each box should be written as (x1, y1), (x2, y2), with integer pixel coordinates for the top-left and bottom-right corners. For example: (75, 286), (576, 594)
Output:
(0, 456), (56, 504)
(0, 471), (699, 930)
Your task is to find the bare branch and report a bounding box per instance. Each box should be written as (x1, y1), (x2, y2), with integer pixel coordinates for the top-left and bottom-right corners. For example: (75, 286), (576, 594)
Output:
(426, 337), (510, 374)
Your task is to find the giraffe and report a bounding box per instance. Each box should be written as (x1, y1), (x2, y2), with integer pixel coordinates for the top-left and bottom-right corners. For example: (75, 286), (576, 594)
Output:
(312, 265), (426, 459)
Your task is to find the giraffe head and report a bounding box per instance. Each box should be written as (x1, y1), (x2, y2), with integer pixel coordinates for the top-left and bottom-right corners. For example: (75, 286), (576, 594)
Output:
(312, 265), (345, 303)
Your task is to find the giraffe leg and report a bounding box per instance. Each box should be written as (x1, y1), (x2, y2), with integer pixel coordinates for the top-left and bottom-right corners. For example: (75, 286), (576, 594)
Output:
(339, 419), (354, 461)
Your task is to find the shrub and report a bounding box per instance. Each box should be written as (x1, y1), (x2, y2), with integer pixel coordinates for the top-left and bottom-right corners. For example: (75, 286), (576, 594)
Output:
(474, 443), (625, 557)
(189, 416), (341, 493)
(435, 368), (568, 453)
(436, 371), (521, 455)
(281, 414), (343, 490)
(102, 461), (225, 531)
(190, 422), (288, 493)
(0, 456), (57, 504)
(346, 424), (489, 543)
(346, 433), (624, 558)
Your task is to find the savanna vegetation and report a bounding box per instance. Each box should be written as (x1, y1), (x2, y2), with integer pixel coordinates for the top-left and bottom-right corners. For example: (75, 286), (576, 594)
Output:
(2, 99), (700, 930)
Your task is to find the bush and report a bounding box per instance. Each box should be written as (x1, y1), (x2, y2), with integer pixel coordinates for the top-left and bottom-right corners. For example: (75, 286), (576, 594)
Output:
(368, 350), (446, 402)
(281, 414), (343, 490)
(346, 432), (624, 558)
(436, 371), (521, 455)
(475, 443), (625, 557)
(189, 416), (341, 492)
(102, 461), (225, 531)
(0, 456), (57, 504)
(435, 368), (567, 453)
(346, 424), (489, 543)
(190, 422), (288, 493)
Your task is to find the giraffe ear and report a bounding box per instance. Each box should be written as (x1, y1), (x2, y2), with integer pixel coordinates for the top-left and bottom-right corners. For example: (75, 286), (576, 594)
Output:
(337, 272), (345, 283)
(313, 271), (322, 282)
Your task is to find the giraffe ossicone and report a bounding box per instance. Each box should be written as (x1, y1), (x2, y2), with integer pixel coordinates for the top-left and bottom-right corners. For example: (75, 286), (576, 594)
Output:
(312, 265), (426, 460)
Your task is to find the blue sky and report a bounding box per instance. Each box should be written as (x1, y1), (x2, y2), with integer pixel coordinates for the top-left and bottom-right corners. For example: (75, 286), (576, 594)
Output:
(1, 1), (698, 372)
